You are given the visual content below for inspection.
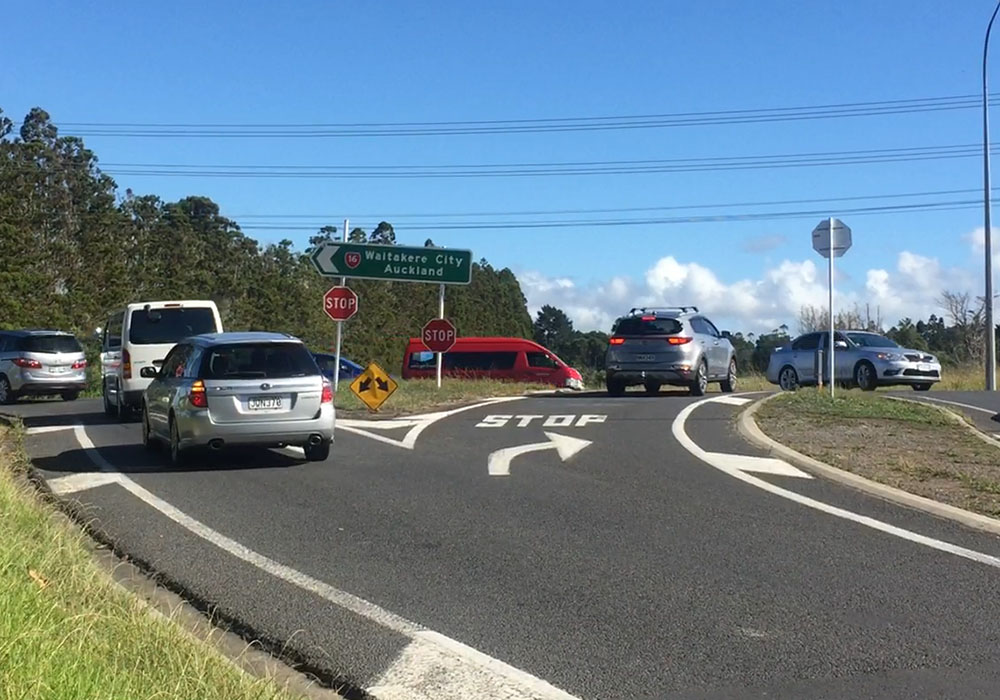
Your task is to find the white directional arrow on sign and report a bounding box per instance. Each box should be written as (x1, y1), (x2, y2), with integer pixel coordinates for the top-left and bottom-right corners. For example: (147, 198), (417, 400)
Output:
(312, 244), (340, 275)
(487, 432), (592, 477)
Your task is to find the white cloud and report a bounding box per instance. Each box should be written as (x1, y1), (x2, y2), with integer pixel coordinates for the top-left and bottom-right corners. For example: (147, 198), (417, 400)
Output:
(518, 237), (976, 335)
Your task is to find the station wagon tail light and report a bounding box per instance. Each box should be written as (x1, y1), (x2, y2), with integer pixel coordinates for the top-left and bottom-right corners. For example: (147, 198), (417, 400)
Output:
(609, 337), (626, 345)
(641, 315), (656, 321)
(667, 337), (693, 345)
(321, 380), (333, 404)
(71, 359), (87, 370)
(188, 380), (208, 408)
(13, 358), (42, 369)
(122, 348), (132, 379)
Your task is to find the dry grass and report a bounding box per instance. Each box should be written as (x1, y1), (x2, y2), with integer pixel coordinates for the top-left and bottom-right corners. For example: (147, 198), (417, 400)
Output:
(756, 390), (1000, 517)
(334, 377), (549, 415)
(0, 422), (306, 700)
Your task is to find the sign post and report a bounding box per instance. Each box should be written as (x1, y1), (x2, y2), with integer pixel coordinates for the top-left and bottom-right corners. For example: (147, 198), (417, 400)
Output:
(331, 219), (350, 392)
(811, 217), (853, 398)
(422, 315), (457, 389)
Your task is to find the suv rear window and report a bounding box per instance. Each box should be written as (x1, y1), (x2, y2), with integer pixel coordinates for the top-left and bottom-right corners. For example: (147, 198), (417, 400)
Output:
(17, 335), (83, 354)
(612, 317), (683, 336)
(129, 307), (217, 345)
(200, 343), (319, 379)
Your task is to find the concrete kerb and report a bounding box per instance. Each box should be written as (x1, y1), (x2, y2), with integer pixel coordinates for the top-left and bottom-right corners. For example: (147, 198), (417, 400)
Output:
(737, 393), (1000, 537)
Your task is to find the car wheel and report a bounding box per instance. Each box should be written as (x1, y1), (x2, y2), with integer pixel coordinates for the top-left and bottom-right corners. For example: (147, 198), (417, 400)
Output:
(854, 361), (877, 392)
(103, 385), (114, 416)
(61, 391), (79, 402)
(912, 383), (932, 392)
(142, 406), (158, 451)
(689, 361), (708, 397)
(606, 377), (626, 397)
(644, 381), (661, 396)
(116, 384), (132, 422)
(0, 376), (16, 405)
(304, 439), (331, 462)
(778, 366), (799, 392)
(720, 359), (737, 393)
(169, 418), (186, 467)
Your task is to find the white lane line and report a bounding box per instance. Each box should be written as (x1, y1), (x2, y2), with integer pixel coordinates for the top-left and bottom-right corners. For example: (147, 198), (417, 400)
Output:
(25, 425), (82, 435)
(915, 396), (998, 415)
(708, 396), (753, 407)
(71, 425), (576, 699)
(48, 472), (122, 495)
(704, 452), (812, 479)
(672, 398), (1000, 571)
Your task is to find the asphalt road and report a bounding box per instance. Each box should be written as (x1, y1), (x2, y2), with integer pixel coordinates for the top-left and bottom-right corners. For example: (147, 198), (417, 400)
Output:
(8, 391), (1000, 700)
(895, 390), (1000, 436)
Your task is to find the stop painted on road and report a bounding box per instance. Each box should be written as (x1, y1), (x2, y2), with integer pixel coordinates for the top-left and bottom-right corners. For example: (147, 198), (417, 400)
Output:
(475, 414), (607, 428)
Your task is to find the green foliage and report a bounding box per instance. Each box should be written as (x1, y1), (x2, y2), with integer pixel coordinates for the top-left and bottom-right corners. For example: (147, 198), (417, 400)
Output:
(0, 108), (534, 374)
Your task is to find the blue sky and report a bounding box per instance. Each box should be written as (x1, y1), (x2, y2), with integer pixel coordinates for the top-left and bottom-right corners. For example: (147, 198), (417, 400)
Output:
(3, 1), (998, 333)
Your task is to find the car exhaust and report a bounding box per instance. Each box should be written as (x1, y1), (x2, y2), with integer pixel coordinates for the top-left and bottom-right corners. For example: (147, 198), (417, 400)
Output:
(308, 434), (323, 447)
(208, 439), (224, 451)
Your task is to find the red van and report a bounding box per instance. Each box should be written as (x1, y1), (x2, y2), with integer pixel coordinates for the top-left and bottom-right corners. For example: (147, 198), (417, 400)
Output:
(402, 337), (584, 389)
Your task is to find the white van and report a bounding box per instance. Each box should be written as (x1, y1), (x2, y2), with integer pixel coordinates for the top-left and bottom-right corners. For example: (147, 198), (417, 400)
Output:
(100, 300), (224, 419)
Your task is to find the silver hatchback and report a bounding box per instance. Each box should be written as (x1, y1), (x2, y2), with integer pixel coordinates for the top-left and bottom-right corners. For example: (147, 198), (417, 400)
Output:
(141, 332), (335, 465)
(0, 330), (88, 404)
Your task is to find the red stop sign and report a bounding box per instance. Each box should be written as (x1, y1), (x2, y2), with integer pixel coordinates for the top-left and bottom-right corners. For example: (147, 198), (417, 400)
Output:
(323, 286), (358, 321)
(422, 318), (457, 353)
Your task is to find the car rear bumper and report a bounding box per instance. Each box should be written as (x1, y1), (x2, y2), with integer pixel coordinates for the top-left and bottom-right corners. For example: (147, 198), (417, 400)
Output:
(607, 367), (695, 386)
(16, 381), (88, 395)
(177, 406), (336, 449)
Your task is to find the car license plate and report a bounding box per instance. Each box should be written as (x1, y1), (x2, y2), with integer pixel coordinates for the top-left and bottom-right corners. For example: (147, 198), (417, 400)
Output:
(917, 363), (930, 372)
(635, 354), (656, 362)
(248, 396), (283, 411)
(49, 366), (68, 374)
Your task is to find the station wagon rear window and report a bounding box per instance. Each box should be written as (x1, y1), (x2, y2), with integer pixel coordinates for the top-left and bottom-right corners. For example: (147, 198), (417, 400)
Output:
(200, 343), (319, 379)
(129, 307), (217, 345)
(612, 318), (683, 336)
(17, 335), (83, 354)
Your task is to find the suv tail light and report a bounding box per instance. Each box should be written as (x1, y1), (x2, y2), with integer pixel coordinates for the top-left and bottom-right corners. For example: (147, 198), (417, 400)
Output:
(609, 337), (626, 345)
(13, 358), (42, 369)
(188, 379), (208, 408)
(122, 348), (132, 379)
(321, 380), (333, 404)
(72, 359), (87, 370)
(667, 337), (693, 345)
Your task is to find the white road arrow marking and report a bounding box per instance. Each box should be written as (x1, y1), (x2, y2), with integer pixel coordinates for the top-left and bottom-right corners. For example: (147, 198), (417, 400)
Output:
(48, 472), (122, 494)
(487, 432), (592, 477)
(25, 425), (83, 436)
(704, 452), (812, 479)
(314, 244), (339, 274)
(709, 396), (753, 407)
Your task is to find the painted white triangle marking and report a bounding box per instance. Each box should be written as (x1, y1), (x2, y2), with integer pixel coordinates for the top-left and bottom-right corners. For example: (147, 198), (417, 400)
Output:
(26, 425), (82, 435)
(704, 452), (813, 479)
(708, 396), (753, 406)
(47, 472), (122, 495)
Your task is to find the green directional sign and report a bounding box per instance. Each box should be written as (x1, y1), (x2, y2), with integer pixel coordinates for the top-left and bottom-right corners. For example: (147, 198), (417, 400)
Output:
(310, 242), (473, 285)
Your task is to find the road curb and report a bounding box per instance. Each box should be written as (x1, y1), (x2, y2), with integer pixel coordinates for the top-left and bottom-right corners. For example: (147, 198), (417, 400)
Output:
(737, 394), (1000, 537)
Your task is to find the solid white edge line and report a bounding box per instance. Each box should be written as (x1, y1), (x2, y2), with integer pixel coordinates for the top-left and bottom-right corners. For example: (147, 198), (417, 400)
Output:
(70, 413), (577, 699)
(915, 396), (998, 415)
(672, 397), (1000, 570)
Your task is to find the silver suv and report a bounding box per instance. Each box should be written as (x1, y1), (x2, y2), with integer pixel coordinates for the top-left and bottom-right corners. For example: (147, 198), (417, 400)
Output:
(0, 330), (88, 404)
(605, 307), (737, 396)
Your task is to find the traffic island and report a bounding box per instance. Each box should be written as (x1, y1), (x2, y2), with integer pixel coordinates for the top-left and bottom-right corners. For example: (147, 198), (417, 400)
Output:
(744, 391), (1000, 527)
(334, 378), (549, 416)
(0, 421), (328, 700)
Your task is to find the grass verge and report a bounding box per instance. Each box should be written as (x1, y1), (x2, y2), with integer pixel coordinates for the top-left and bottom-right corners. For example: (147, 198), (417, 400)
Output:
(0, 421), (306, 700)
(755, 390), (1000, 517)
(334, 377), (548, 415)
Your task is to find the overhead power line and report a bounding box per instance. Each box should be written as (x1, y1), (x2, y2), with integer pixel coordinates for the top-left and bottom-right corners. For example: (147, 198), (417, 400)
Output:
(60, 94), (999, 138)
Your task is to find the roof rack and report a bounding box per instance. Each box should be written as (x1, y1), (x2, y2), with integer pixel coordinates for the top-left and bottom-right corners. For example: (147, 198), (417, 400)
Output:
(627, 306), (698, 316)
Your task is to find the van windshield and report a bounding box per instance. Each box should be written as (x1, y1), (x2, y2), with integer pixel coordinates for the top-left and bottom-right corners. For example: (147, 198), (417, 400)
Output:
(129, 308), (217, 345)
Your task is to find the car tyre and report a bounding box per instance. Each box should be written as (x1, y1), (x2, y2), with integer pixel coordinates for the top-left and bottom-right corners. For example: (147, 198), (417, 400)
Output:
(304, 439), (331, 462)
(778, 366), (799, 392)
(912, 383), (932, 392)
(0, 376), (16, 405)
(103, 385), (115, 416)
(169, 418), (186, 467)
(689, 361), (708, 397)
(854, 361), (877, 392)
(116, 383), (133, 422)
(142, 406), (158, 451)
(61, 391), (79, 402)
(606, 377), (626, 397)
(720, 359), (737, 393)
(644, 381), (661, 396)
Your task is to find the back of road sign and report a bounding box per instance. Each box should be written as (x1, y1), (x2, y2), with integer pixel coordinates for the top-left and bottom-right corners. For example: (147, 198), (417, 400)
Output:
(811, 218), (852, 258)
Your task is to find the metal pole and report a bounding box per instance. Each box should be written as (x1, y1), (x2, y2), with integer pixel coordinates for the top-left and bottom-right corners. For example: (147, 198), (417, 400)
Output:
(985, 0), (1000, 390)
(829, 217), (835, 398)
(333, 218), (348, 392)
(436, 283), (445, 389)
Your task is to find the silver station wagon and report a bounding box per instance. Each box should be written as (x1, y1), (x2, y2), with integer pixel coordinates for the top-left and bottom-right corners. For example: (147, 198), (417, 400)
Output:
(141, 332), (335, 465)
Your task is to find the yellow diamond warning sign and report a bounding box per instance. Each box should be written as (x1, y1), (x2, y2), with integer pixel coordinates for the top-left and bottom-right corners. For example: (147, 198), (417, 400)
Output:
(349, 362), (398, 412)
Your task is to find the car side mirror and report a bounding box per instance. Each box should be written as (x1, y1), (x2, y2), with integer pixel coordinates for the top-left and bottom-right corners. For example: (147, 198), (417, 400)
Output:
(834, 340), (848, 349)
(720, 330), (732, 339)
(140, 366), (159, 379)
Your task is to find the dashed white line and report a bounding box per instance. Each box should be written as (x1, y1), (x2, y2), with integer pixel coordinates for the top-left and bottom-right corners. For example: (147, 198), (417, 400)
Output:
(673, 397), (1000, 571)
